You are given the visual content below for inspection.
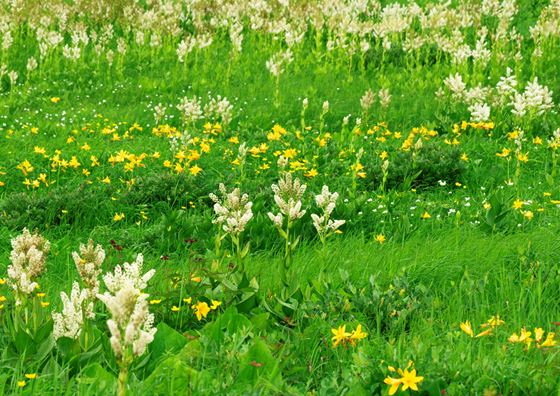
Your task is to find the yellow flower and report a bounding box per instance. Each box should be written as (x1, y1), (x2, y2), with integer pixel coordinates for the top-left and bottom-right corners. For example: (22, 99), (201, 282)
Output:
(375, 234), (386, 244)
(384, 363), (424, 395)
(512, 199), (523, 210)
(25, 373), (37, 380)
(17, 381), (26, 388)
(509, 328), (533, 347)
(191, 275), (202, 283)
(113, 213), (125, 222)
(534, 328), (544, 343)
(149, 299), (162, 305)
(384, 377), (402, 395)
(460, 321), (474, 337)
(40, 301), (50, 308)
(460, 153), (469, 161)
(192, 301), (210, 321)
(189, 165), (202, 176)
(481, 315), (505, 329)
(400, 368), (424, 392)
(0, 279), (5, 285)
(210, 300), (222, 310)
(50, 97), (61, 103)
(183, 297), (192, 304)
(539, 332), (556, 348)
(523, 210), (533, 220)
(475, 328), (493, 338)
(420, 211), (431, 219)
(34, 146), (46, 155)
(350, 324), (367, 342)
(101, 176), (111, 184)
(331, 325), (351, 348)
(380, 151), (389, 160)
(0, 296), (6, 302)
(517, 152), (528, 163)
(283, 148), (297, 159)
(304, 169), (318, 178)
(496, 148), (511, 157)
(171, 306), (180, 312)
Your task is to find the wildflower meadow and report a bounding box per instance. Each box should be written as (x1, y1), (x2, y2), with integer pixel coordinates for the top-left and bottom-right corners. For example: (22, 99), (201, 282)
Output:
(1, 0), (560, 394)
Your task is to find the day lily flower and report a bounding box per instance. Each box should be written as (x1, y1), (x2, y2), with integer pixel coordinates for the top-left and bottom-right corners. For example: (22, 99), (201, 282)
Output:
(331, 325), (351, 347)
(384, 362), (424, 395)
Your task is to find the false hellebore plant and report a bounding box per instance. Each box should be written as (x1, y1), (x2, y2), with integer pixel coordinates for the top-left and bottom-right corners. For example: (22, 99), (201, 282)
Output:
(311, 185), (345, 245)
(209, 183), (253, 273)
(268, 168), (307, 288)
(96, 254), (156, 396)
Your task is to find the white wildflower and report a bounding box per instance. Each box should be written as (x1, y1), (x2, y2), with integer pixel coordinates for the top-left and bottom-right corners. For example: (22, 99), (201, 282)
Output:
(7, 228), (50, 303)
(209, 184), (253, 234)
(97, 257), (156, 358)
(72, 240), (105, 299)
(52, 282), (93, 340)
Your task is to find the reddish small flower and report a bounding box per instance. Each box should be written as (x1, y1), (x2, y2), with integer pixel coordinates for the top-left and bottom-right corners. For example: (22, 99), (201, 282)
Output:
(250, 361), (263, 368)
(110, 240), (123, 252)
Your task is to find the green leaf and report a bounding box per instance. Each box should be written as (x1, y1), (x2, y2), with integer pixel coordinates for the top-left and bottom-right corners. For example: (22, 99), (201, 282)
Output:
(14, 329), (36, 356)
(77, 363), (116, 394)
(35, 335), (55, 363)
(237, 339), (283, 388)
(148, 322), (188, 370)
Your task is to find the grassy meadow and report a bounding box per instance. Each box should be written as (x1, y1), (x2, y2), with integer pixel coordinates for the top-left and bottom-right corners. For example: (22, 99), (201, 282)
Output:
(1, 0), (560, 394)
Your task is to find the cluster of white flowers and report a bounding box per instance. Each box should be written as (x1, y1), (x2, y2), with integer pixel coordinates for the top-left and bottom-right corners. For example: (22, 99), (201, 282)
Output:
(97, 254), (156, 358)
(360, 89), (376, 112)
(176, 95), (235, 127)
(52, 282), (94, 340)
(268, 172), (307, 227)
(379, 88), (392, 109)
(176, 36), (196, 62)
(468, 102), (491, 122)
(72, 239), (106, 299)
(442, 70), (555, 122)
(311, 186), (345, 238)
(176, 96), (203, 124)
(209, 184), (253, 234)
(444, 73), (467, 100)
(153, 103), (166, 125)
(265, 49), (293, 78)
(204, 95), (234, 126)
(7, 228), (50, 302)
(511, 77), (554, 118)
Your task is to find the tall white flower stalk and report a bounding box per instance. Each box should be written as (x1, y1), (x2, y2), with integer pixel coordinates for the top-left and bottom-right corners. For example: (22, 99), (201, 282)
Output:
(209, 184), (253, 272)
(311, 186), (345, 245)
(72, 239), (105, 300)
(6, 228), (50, 306)
(268, 171), (307, 288)
(96, 254), (156, 396)
(52, 282), (94, 341)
